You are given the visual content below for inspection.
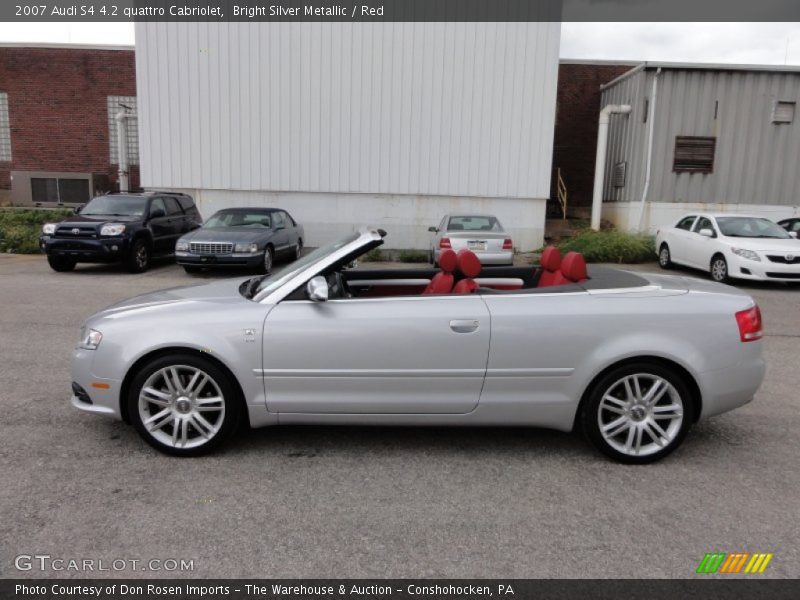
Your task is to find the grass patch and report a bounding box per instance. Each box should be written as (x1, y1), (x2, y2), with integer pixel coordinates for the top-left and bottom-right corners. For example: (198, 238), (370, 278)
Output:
(0, 208), (74, 254)
(398, 249), (429, 263)
(556, 230), (655, 264)
(362, 248), (385, 262)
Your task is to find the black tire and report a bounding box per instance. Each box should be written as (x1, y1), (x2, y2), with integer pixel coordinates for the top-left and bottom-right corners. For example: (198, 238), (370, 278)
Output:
(127, 353), (243, 457)
(47, 255), (76, 272)
(658, 243), (672, 269)
(126, 238), (151, 273)
(257, 246), (274, 274)
(710, 254), (729, 283)
(580, 361), (694, 464)
(183, 265), (202, 274)
(293, 239), (303, 260)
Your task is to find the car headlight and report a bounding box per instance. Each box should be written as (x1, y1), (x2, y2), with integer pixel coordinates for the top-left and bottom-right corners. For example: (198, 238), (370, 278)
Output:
(79, 328), (103, 350)
(175, 240), (189, 252)
(235, 243), (259, 253)
(42, 223), (56, 235)
(100, 223), (126, 236)
(732, 248), (761, 262)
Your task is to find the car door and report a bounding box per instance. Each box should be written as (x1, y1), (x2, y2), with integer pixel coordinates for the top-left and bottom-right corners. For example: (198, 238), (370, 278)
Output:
(163, 196), (186, 251)
(262, 294), (491, 414)
(147, 197), (172, 253)
(271, 211), (291, 255)
(668, 215), (697, 265)
(281, 211), (299, 247)
(686, 216), (719, 269)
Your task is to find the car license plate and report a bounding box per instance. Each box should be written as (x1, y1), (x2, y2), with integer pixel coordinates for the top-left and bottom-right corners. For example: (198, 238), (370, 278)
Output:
(467, 241), (487, 251)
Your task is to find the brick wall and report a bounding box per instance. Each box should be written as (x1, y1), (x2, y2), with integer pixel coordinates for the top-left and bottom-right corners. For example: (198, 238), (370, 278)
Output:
(551, 62), (636, 210)
(0, 46), (138, 203)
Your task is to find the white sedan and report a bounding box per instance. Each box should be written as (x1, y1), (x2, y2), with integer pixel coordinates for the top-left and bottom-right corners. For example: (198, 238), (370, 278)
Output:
(656, 213), (800, 283)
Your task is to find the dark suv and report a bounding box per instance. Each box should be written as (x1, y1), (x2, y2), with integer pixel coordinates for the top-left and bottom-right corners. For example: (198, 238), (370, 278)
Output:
(40, 192), (202, 273)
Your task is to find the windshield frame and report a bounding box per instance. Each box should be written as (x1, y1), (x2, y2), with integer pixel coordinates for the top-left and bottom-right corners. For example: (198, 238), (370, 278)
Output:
(80, 195), (148, 217)
(715, 216), (792, 239)
(249, 230), (382, 304)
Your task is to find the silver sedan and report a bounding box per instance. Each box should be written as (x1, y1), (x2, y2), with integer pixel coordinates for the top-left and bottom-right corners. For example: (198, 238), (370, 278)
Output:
(71, 229), (765, 463)
(429, 214), (514, 265)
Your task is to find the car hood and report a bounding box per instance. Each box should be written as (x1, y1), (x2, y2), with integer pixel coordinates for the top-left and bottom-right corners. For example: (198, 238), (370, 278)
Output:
(88, 276), (254, 323)
(723, 237), (800, 252)
(180, 228), (271, 242)
(57, 214), (142, 227)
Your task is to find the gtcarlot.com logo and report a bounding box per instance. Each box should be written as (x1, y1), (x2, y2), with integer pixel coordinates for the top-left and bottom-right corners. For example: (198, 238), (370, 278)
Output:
(14, 554), (195, 572)
(696, 552), (773, 574)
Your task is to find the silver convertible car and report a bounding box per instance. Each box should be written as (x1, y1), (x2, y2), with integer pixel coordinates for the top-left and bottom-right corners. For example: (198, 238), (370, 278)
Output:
(71, 229), (765, 463)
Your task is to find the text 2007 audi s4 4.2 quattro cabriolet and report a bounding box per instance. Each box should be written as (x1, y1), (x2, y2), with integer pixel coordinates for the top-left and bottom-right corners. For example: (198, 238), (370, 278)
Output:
(71, 229), (765, 463)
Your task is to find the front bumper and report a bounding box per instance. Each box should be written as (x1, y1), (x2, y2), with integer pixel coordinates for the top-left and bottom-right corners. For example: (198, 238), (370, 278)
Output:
(70, 347), (123, 419)
(41, 236), (129, 262)
(728, 254), (800, 282)
(434, 249), (514, 266)
(175, 251), (262, 267)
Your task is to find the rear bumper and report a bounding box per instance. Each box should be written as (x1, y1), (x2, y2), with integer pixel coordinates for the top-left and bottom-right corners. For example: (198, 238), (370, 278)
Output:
(729, 254), (800, 282)
(41, 236), (129, 262)
(434, 249), (514, 266)
(698, 348), (766, 419)
(175, 251), (262, 267)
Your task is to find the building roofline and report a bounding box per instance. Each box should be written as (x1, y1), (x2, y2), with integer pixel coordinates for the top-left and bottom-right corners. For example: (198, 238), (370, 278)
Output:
(601, 60), (800, 91)
(0, 42), (133, 51)
(559, 58), (640, 67)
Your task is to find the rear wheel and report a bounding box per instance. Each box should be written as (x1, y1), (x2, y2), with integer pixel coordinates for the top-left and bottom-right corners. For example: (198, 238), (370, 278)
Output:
(126, 239), (151, 273)
(47, 255), (76, 272)
(658, 244), (672, 269)
(127, 353), (242, 456)
(710, 254), (729, 283)
(581, 362), (694, 464)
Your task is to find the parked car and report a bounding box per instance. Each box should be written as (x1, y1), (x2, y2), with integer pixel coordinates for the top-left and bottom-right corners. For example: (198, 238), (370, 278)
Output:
(175, 207), (303, 274)
(40, 192), (201, 273)
(656, 213), (800, 283)
(71, 229), (764, 463)
(429, 214), (513, 266)
(777, 217), (800, 236)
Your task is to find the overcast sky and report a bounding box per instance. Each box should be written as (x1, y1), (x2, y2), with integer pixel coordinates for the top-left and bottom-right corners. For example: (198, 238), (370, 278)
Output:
(0, 22), (799, 65)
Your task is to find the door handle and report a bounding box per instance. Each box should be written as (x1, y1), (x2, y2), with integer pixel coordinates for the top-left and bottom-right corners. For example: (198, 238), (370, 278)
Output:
(450, 319), (480, 333)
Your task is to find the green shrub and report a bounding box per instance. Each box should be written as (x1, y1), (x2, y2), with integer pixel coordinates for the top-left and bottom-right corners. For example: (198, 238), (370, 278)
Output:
(0, 208), (73, 254)
(398, 249), (429, 263)
(555, 230), (655, 264)
(362, 248), (385, 262)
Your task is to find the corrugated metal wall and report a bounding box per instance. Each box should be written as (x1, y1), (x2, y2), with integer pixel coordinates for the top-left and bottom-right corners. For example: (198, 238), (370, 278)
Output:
(135, 22), (560, 199)
(602, 67), (800, 206)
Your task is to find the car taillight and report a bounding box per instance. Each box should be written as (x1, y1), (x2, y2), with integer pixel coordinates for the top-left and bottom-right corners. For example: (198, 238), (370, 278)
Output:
(735, 305), (763, 342)
(502, 238), (513, 250)
(440, 237), (451, 249)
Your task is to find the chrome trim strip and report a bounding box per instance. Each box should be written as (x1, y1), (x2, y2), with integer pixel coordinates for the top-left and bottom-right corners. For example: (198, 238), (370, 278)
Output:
(349, 278), (431, 286)
(485, 368), (574, 377)
(254, 368), (485, 378)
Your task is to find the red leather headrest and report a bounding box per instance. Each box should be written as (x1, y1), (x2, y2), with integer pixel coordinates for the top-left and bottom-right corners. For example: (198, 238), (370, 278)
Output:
(540, 246), (561, 272)
(560, 251), (588, 282)
(456, 249), (482, 278)
(438, 249), (458, 273)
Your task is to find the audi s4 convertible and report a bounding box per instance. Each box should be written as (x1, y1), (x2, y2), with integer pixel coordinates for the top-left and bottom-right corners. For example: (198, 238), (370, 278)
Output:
(71, 229), (765, 463)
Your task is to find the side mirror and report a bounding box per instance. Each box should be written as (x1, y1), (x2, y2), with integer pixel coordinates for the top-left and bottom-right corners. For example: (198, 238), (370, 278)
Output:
(428, 226), (438, 233)
(346, 259), (358, 269)
(73, 204), (84, 214)
(789, 231), (798, 239)
(699, 228), (714, 238)
(306, 276), (329, 302)
(149, 208), (166, 219)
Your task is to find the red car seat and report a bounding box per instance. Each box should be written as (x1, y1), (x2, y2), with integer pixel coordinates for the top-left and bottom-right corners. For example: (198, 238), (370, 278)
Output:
(537, 246), (562, 287)
(551, 251), (588, 286)
(453, 249), (482, 294)
(423, 248), (457, 294)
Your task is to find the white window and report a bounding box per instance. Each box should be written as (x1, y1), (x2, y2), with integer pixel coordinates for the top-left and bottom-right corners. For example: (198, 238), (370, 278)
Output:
(772, 101), (796, 124)
(107, 95), (139, 165)
(0, 92), (11, 161)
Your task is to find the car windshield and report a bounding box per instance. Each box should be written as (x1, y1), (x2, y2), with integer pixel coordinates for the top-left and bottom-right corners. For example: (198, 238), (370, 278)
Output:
(716, 217), (791, 239)
(80, 195), (146, 217)
(447, 215), (503, 232)
(243, 232), (361, 300)
(204, 211), (272, 228)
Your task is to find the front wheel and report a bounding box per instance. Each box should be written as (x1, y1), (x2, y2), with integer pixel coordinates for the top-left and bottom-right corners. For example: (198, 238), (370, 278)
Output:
(581, 362), (694, 464)
(257, 246), (274, 274)
(128, 353), (242, 456)
(293, 239), (303, 260)
(658, 244), (672, 269)
(126, 239), (151, 273)
(47, 255), (76, 272)
(710, 255), (729, 283)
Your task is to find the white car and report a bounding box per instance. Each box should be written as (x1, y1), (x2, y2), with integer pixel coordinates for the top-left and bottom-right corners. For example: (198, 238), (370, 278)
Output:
(656, 214), (800, 283)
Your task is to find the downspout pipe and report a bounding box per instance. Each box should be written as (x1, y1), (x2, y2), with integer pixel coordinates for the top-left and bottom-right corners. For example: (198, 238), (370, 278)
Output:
(635, 67), (662, 232)
(115, 110), (130, 192)
(591, 104), (632, 231)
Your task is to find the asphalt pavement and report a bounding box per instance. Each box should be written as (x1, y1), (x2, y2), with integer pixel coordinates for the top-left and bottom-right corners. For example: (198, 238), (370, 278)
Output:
(0, 254), (798, 579)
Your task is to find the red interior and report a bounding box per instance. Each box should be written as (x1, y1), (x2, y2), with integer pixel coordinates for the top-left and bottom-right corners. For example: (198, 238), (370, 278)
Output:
(536, 246), (562, 287)
(423, 249), (457, 294)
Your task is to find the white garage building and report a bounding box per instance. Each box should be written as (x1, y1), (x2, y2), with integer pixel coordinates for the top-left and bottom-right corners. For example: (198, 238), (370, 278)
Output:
(134, 22), (560, 250)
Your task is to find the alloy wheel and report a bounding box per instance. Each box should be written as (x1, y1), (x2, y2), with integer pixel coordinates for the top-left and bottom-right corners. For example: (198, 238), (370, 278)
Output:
(137, 365), (226, 449)
(135, 244), (149, 269)
(711, 257), (727, 282)
(596, 373), (684, 458)
(659, 246), (670, 268)
(264, 248), (273, 273)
